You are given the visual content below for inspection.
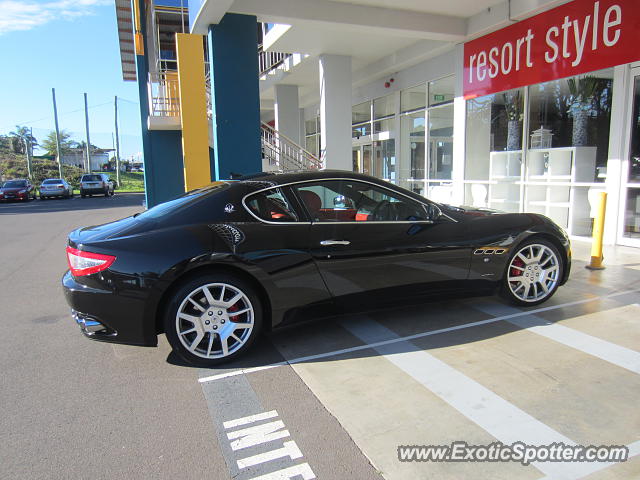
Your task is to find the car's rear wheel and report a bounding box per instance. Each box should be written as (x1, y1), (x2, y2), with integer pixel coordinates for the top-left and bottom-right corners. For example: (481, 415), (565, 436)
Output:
(501, 239), (562, 306)
(40, 195), (46, 200)
(164, 274), (262, 366)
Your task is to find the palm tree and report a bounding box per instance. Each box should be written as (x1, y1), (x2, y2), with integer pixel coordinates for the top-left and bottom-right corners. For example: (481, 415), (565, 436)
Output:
(9, 125), (37, 179)
(503, 91), (522, 151)
(9, 125), (37, 155)
(567, 76), (602, 146)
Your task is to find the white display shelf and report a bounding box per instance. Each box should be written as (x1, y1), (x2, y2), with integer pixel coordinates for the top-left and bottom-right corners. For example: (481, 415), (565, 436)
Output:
(487, 147), (598, 236)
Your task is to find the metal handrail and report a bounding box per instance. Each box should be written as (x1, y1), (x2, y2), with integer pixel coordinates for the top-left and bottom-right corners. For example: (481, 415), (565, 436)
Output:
(258, 44), (291, 76)
(260, 121), (322, 171)
(148, 71), (180, 117)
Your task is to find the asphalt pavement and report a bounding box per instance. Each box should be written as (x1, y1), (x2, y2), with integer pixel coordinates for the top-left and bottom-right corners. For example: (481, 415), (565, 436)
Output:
(2, 194), (640, 480)
(0, 194), (379, 480)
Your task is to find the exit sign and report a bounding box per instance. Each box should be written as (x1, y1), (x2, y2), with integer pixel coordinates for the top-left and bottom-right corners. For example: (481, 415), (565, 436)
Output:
(433, 94), (445, 102)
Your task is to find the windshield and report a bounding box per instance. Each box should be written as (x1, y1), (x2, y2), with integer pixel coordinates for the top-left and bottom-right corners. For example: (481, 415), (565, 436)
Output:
(43, 179), (62, 184)
(135, 183), (229, 221)
(3, 181), (27, 188)
(82, 175), (102, 181)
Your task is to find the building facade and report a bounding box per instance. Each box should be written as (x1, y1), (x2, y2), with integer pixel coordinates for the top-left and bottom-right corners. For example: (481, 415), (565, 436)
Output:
(117, 0), (640, 247)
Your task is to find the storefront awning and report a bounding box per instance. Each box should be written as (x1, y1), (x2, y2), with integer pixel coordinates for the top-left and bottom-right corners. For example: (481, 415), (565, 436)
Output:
(115, 0), (137, 82)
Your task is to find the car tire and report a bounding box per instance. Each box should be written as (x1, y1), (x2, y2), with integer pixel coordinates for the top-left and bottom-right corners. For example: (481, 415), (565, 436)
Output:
(40, 195), (46, 200)
(164, 273), (263, 366)
(500, 238), (563, 307)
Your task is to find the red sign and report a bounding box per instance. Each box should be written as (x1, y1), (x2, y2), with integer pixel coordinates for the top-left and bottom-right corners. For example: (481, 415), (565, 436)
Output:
(463, 0), (640, 98)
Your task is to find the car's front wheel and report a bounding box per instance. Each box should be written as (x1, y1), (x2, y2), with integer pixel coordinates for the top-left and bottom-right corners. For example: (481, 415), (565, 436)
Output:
(501, 239), (563, 306)
(164, 273), (262, 366)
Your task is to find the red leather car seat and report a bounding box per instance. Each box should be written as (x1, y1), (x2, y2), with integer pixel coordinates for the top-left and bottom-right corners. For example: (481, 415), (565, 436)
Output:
(299, 190), (322, 218)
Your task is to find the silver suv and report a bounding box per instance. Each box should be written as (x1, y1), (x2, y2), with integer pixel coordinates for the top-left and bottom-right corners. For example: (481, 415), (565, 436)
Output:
(80, 174), (115, 198)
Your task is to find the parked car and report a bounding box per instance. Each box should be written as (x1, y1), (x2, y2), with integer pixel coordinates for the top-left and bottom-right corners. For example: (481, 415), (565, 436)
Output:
(62, 170), (571, 366)
(80, 173), (114, 198)
(0, 179), (36, 202)
(39, 178), (72, 200)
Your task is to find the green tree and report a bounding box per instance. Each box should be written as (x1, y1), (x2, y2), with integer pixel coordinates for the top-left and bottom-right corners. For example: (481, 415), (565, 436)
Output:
(75, 140), (99, 153)
(40, 130), (75, 156)
(9, 125), (38, 155)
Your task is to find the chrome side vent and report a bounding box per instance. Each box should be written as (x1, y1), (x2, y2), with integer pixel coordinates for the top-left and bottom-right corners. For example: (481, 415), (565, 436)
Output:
(474, 248), (508, 255)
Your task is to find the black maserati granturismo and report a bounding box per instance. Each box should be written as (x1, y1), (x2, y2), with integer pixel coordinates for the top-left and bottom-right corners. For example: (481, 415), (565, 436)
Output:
(62, 170), (571, 366)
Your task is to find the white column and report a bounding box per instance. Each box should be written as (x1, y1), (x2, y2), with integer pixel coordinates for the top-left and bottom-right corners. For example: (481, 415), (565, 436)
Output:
(274, 84), (301, 145)
(451, 43), (466, 205)
(603, 64), (631, 245)
(319, 54), (352, 170)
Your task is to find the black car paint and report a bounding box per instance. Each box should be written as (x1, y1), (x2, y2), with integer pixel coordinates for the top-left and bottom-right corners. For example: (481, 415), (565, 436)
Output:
(62, 170), (571, 347)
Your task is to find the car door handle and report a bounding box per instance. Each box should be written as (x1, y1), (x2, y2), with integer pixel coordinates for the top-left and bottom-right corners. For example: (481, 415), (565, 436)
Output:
(320, 240), (351, 246)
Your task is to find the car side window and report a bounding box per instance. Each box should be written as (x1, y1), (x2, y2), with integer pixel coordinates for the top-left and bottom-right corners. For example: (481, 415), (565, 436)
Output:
(293, 180), (428, 222)
(245, 187), (299, 222)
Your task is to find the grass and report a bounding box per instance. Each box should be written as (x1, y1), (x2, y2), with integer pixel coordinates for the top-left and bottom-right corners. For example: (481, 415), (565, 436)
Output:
(69, 171), (145, 194)
(114, 171), (145, 192)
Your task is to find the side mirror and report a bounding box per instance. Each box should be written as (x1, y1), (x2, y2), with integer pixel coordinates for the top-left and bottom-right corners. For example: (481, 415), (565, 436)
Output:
(333, 195), (353, 208)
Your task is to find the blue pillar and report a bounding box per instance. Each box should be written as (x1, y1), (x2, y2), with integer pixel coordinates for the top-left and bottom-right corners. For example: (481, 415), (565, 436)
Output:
(208, 14), (262, 180)
(134, 0), (185, 208)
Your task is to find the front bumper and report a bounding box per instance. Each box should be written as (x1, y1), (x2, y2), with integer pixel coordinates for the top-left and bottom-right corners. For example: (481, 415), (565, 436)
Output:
(0, 193), (28, 200)
(62, 270), (156, 346)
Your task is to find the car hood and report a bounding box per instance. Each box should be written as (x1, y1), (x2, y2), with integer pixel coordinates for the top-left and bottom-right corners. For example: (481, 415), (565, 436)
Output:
(439, 204), (503, 219)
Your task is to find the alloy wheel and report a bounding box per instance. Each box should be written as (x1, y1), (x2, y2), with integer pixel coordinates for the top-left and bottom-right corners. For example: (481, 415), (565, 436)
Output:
(507, 243), (560, 303)
(175, 282), (254, 359)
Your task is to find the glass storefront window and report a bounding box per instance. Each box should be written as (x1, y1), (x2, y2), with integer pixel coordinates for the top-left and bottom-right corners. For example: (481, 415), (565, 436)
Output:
(623, 76), (640, 240)
(352, 102), (371, 124)
(465, 87), (524, 184)
(374, 94), (394, 119)
(428, 104), (453, 180)
(305, 135), (318, 157)
(373, 139), (396, 181)
(399, 111), (425, 192)
(528, 69), (613, 182)
(429, 76), (455, 107)
(305, 118), (318, 135)
(401, 84), (426, 113)
(352, 102), (372, 138)
(373, 118), (393, 134)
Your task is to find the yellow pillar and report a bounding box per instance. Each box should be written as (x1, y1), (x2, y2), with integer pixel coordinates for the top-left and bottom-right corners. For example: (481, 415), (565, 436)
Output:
(176, 33), (211, 191)
(586, 192), (607, 270)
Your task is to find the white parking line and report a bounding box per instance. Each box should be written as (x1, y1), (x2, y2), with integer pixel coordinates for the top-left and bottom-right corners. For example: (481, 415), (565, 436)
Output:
(198, 289), (639, 384)
(475, 302), (640, 375)
(340, 317), (634, 480)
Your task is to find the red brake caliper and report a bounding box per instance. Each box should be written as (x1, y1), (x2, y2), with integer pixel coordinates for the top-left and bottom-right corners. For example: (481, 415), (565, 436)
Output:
(511, 257), (525, 280)
(228, 304), (240, 323)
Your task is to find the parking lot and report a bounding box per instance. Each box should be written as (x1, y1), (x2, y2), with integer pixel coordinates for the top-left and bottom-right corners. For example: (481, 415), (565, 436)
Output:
(1, 195), (639, 479)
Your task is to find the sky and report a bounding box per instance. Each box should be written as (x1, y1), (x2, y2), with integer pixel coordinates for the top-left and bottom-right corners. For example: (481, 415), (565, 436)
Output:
(0, 0), (143, 160)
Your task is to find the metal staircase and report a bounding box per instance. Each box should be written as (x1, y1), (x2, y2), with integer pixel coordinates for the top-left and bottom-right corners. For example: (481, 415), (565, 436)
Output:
(260, 122), (322, 172)
(204, 72), (320, 172)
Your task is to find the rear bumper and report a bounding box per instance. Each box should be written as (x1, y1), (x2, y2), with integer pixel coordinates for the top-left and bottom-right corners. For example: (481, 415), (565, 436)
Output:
(80, 187), (106, 194)
(62, 270), (156, 346)
(41, 190), (67, 197)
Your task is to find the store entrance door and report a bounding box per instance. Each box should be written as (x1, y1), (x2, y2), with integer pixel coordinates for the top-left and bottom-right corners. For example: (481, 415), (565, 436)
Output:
(619, 70), (640, 247)
(351, 144), (372, 175)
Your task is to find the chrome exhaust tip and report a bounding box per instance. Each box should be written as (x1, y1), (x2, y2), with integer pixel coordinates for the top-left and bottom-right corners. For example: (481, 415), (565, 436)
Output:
(72, 310), (115, 336)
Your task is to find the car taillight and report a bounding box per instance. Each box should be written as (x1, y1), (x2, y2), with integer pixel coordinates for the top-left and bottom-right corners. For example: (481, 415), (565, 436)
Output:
(66, 246), (116, 276)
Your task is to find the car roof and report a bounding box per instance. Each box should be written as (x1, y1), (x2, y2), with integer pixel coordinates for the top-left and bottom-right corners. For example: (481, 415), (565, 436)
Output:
(238, 169), (388, 186)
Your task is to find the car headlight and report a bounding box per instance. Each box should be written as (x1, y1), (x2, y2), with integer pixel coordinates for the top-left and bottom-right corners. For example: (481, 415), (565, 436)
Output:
(18, 189), (26, 193)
